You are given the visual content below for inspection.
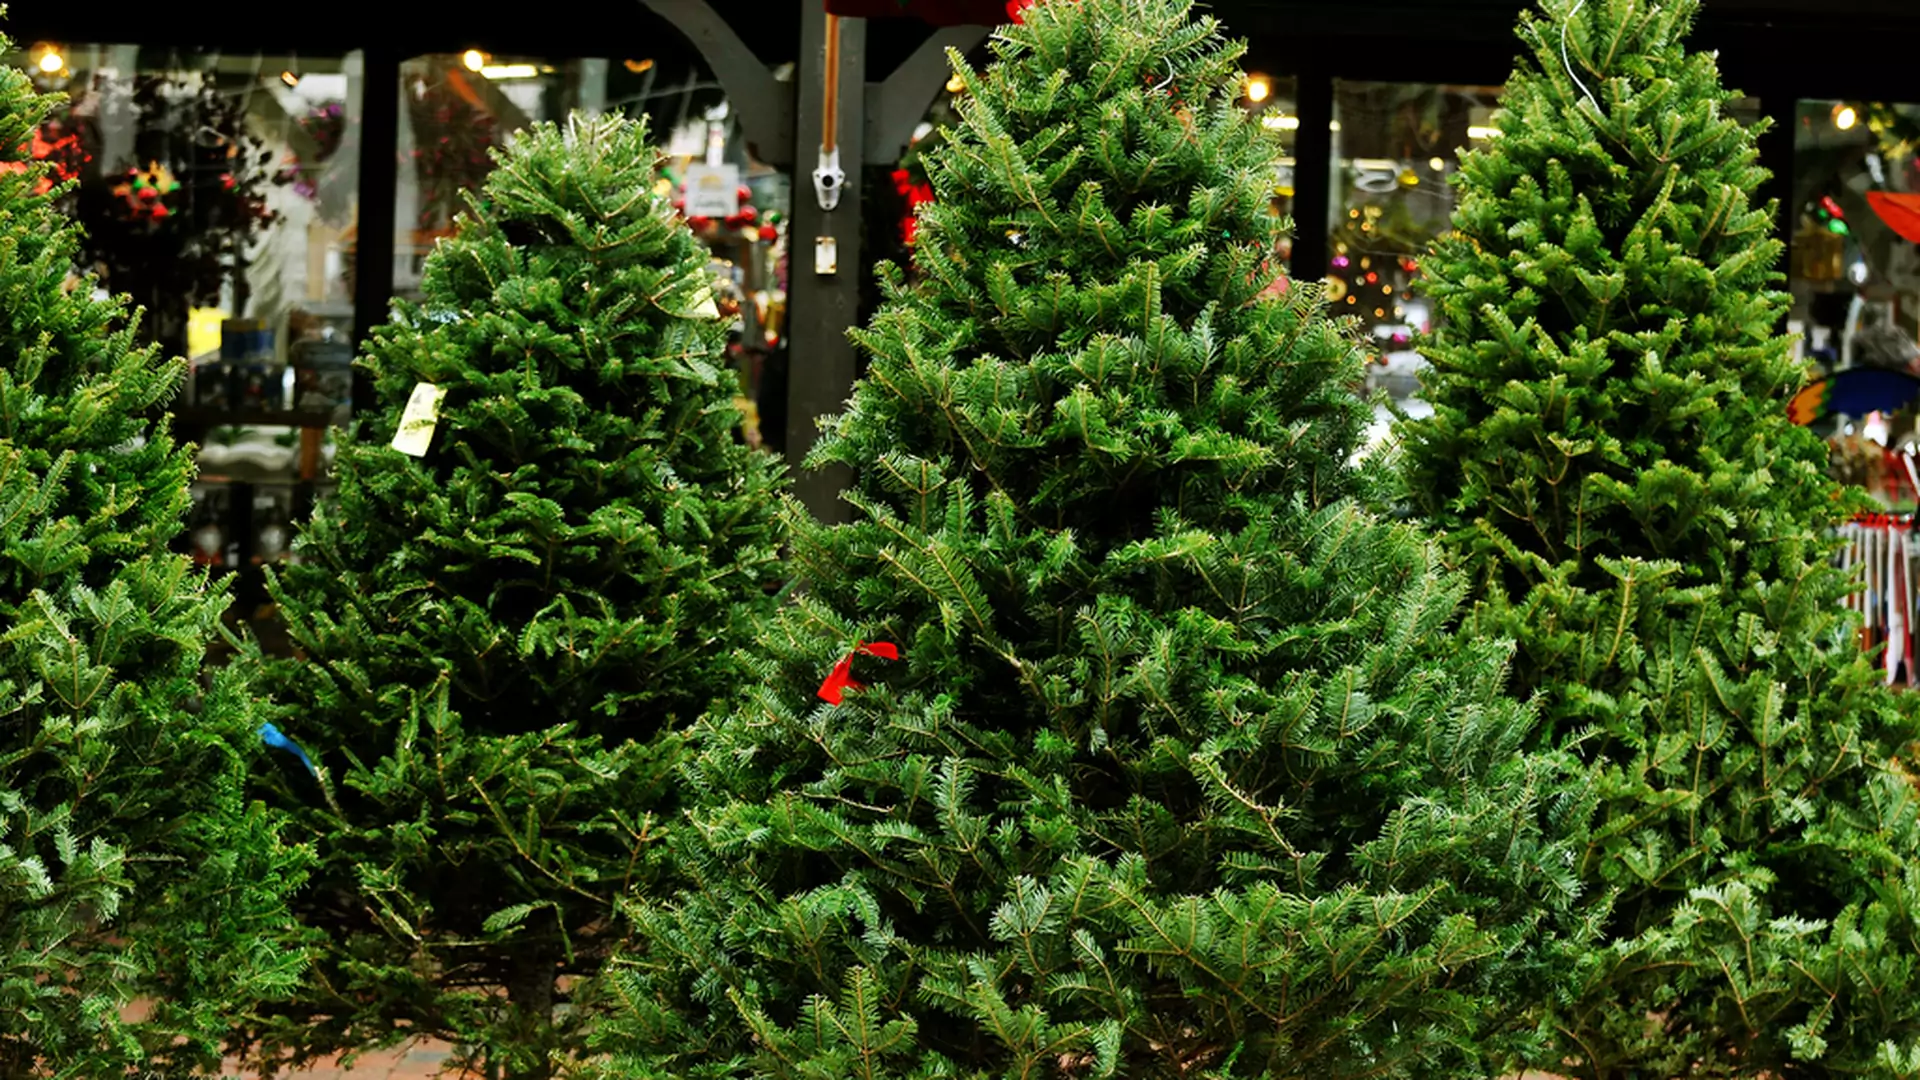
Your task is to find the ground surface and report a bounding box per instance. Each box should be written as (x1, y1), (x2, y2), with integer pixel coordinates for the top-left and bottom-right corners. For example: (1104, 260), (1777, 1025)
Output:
(224, 1041), (457, 1079)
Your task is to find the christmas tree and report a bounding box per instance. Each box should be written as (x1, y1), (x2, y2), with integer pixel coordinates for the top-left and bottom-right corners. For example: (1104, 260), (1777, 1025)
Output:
(592, 2), (1595, 1078)
(1396, 1), (1920, 1075)
(235, 114), (785, 1080)
(0, 26), (310, 1078)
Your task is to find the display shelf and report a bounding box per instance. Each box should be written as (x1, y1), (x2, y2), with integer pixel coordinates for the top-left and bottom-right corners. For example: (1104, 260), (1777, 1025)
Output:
(173, 406), (343, 431)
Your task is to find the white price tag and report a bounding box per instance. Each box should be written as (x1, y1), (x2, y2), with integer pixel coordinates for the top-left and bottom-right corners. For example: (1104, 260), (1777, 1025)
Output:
(390, 382), (449, 458)
(683, 163), (742, 218)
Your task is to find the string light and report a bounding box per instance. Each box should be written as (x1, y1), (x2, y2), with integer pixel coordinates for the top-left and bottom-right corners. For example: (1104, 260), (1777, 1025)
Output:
(1833, 103), (1858, 131)
(463, 49), (487, 72)
(1244, 74), (1272, 104)
(279, 70), (300, 87)
(31, 44), (65, 75)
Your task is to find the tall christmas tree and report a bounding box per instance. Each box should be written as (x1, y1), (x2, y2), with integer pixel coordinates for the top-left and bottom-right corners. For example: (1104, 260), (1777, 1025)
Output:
(235, 114), (785, 1080)
(1396, 1), (1920, 1075)
(0, 24), (310, 1079)
(593, 2), (1595, 1078)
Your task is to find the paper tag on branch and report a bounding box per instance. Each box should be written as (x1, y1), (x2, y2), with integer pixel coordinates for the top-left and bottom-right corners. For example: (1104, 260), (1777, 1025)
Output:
(390, 382), (449, 458)
(684, 286), (720, 320)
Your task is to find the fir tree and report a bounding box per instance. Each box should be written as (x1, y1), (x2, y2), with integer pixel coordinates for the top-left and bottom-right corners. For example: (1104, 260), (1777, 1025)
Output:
(235, 114), (785, 1080)
(594, 2), (1595, 1078)
(1396, 1), (1920, 1075)
(0, 24), (310, 1079)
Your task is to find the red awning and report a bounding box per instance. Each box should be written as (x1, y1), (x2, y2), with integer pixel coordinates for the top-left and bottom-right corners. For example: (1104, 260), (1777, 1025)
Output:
(823, 0), (1010, 25)
(1868, 191), (1920, 244)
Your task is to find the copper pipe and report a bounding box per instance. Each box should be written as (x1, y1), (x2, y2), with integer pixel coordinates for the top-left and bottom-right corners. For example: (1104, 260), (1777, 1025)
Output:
(821, 13), (841, 153)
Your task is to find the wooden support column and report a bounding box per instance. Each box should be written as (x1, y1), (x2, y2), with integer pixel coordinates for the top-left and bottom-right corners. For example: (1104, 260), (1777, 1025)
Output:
(351, 44), (400, 415)
(1288, 62), (1333, 285)
(784, 3), (868, 523)
(639, 0), (986, 523)
(639, 0), (797, 165)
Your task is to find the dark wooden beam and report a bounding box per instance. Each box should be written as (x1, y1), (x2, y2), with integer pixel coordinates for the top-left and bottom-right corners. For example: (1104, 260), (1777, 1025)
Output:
(786, 2), (868, 524)
(638, 0), (798, 164)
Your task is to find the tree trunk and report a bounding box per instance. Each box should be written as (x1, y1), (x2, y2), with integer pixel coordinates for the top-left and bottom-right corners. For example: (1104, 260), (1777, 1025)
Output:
(500, 950), (556, 1080)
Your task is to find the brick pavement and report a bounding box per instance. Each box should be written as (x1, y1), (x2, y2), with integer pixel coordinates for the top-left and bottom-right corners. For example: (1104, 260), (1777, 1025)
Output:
(222, 1040), (458, 1079)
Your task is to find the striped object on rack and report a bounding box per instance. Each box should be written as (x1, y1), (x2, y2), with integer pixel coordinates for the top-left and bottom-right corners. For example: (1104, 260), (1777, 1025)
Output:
(1839, 512), (1916, 687)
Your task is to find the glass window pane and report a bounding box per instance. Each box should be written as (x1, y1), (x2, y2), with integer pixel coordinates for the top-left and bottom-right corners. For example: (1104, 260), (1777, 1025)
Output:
(1791, 99), (1920, 509)
(1247, 75), (1298, 274)
(4, 43), (364, 398)
(1328, 79), (1501, 407)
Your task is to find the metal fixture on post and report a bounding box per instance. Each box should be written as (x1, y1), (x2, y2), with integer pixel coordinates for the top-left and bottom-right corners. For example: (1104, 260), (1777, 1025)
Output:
(813, 12), (847, 211)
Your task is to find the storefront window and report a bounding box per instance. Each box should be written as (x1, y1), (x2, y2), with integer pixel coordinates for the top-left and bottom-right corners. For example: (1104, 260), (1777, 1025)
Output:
(395, 52), (791, 445)
(1246, 74), (1298, 272)
(1789, 100), (1920, 508)
(1327, 79), (1502, 405)
(4, 42), (363, 387)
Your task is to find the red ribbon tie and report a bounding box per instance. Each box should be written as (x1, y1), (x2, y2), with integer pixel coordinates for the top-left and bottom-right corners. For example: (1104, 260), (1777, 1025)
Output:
(819, 641), (901, 704)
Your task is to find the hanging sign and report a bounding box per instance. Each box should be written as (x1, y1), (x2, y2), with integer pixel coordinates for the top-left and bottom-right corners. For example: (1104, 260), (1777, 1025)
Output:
(683, 164), (742, 220)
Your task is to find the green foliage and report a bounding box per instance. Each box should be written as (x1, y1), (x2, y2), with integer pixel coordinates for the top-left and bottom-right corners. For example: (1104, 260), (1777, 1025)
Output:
(236, 114), (785, 1080)
(0, 24), (310, 1079)
(594, 3), (1595, 1079)
(1395, 1), (1920, 1075)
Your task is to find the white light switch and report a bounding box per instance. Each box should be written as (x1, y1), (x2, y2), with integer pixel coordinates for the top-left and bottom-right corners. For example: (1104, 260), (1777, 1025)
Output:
(815, 236), (839, 276)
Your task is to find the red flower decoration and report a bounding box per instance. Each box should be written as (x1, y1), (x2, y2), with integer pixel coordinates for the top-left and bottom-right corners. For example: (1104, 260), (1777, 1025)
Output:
(819, 641), (901, 704)
(1006, 0), (1072, 23)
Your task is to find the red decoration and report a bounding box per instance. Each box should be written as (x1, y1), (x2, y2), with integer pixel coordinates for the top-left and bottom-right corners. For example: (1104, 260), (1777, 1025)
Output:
(1008, 0), (1076, 24)
(1868, 191), (1920, 244)
(818, 641), (901, 704)
(759, 224), (779, 242)
(0, 125), (90, 196)
(891, 167), (937, 246)
(736, 184), (753, 202)
(738, 205), (758, 222)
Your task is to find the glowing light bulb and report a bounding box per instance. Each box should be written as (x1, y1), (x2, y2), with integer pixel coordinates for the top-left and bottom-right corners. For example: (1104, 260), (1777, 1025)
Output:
(280, 70), (300, 87)
(1833, 103), (1858, 131)
(1429, 156), (1446, 172)
(36, 49), (63, 74)
(1245, 74), (1272, 104)
(463, 50), (487, 72)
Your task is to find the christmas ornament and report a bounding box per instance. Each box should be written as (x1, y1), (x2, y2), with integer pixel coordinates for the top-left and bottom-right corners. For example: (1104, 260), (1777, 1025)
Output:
(110, 161), (180, 223)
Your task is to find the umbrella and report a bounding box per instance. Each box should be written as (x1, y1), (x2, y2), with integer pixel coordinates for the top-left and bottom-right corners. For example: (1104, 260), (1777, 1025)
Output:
(1869, 191), (1920, 244)
(1789, 366), (1920, 425)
